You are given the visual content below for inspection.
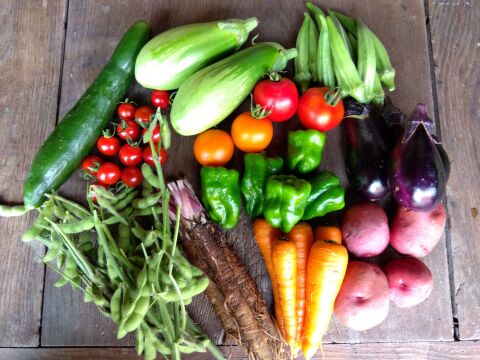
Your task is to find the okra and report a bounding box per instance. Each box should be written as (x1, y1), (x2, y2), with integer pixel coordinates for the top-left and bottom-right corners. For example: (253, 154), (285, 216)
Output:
(294, 13), (312, 93)
(356, 18), (376, 102)
(306, 14), (319, 82)
(327, 16), (365, 102)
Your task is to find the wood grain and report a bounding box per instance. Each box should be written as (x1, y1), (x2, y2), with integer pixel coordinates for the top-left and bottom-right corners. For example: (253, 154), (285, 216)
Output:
(38, 0), (454, 348)
(429, 0), (480, 340)
(1, 341), (479, 360)
(0, 0), (66, 346)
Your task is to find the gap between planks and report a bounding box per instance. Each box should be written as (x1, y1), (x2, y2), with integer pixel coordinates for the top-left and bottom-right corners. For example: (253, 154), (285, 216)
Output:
(424, 0), (459, 341)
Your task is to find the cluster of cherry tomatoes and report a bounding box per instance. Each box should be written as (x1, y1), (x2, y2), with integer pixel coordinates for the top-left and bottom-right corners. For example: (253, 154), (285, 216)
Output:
(81, 90), (170, 189)
(193, 77), (345, 166)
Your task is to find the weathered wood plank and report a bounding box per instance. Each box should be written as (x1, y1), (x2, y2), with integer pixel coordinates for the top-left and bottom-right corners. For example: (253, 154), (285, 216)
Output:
(429, 0), (480, 340)
(0, 0), (66, 346)
(40, 0), (453, 347)
(1, 341), (479, 360)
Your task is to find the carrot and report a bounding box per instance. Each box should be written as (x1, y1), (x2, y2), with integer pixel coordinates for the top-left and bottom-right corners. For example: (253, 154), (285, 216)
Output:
(272, 238), (297, 350)
(253, 219), (286, 337)
(286, 223), (314, 351)
(302, 227), (348, 360)
(314, 225), (342, 244)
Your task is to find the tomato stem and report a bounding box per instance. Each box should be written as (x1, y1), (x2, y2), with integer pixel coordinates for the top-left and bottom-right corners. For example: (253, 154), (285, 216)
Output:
(249, 94), (272, 119)
(324, 87), (342, 106)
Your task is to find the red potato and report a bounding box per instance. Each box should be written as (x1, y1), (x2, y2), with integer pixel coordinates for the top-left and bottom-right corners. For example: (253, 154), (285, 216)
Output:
(383, 257), (433, 308)
(334, 261), (390, 331)
(390, 202), (446, 257)
(341, 203), (389, 257)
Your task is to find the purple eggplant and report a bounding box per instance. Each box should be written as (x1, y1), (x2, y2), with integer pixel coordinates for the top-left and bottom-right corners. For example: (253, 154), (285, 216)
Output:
(381, 97), (406, 146)
(343, 100), (389, 201)
(389, 103), (447, 211)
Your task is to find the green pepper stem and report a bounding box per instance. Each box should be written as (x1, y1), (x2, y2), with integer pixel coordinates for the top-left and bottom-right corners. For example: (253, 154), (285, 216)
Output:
(243, 17), (259, 33)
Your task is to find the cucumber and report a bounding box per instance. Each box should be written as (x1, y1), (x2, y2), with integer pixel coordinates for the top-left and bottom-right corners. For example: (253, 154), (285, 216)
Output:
(171, 43), (297, 136)
(23, 20), (151, 208)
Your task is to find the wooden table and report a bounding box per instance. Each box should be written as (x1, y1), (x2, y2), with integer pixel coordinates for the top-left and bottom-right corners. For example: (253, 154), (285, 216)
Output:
(0, 0), (478, 359)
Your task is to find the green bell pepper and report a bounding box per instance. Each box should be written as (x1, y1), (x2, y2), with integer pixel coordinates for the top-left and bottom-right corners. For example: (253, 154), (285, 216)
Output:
(200, 166), (241, 229)
(287, 129), (326, 173)
(264, 175), (311, 232)
(241, 153), (283, 218)
(302, 171), (345, 220)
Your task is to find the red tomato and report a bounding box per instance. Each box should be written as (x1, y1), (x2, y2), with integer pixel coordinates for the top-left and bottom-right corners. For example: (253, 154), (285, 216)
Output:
(142, 125), (161, 144)
(143, 146), (168, 166)
(151, 90), (170, 109)
(117, 120), (140, 141)
(119, 144), (142, 166)
(253, 77), (299, 122)
(81, 155), (104, 175)
(134, 106), (154, 124)
(89, 182), (108, 202)
(117, 102), (136, 120)
(297, 87), (345, 132)
(97, 136), (120, 156)
(97, 162), (121, 185)
(121, 166), (143, 187)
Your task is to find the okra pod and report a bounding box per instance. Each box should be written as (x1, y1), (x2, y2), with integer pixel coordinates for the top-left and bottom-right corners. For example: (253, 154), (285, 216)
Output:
(306, 14), (319, 82)
(294, 13), (312, 93)
(328, 11), (354, 58)
(356, 18), (376, 102)
(327, 17), (365, 102)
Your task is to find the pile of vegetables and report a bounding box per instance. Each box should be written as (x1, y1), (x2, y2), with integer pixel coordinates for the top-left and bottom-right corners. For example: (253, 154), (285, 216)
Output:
(254, 221), (347, 359)
(168, 180), (288, 360)
(294, 2), (395, 104)
(197, 141), (345, 233)
(0, 2), (454, 360)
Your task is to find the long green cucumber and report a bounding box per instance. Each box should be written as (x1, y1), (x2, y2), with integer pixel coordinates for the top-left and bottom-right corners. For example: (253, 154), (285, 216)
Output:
(171, 43), (297, 136)
(135, 18), (258, 90)
(23, 21), (151, 208)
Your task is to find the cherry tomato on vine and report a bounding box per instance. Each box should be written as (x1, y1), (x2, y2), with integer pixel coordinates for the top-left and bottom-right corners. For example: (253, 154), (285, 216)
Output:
(117, 102), (136, 120)
(143, 146), (168, 166)
(193, 129), (234, 166)
(89, 182), (108, 202)
(142, 125), (161, 144)
(297, 87), (344, 132)
(97, 162), (121, 185)
(121, 166), (143, 187)
(231, 112), (273, 153)
(253, 77), (299, 122)
(81, 155), (104, 175)
(117, 120), (140, 141)
(97, 136), (120, 156)
(150, 90), (170, 109)
(119, 144), (142, 166)
(134, 105), (154, 124)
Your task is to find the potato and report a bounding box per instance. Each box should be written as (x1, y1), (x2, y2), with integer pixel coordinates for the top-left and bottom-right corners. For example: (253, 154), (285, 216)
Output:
(383, 257), (433, 308)
(341, 203), (389, 257)
(334, 261), (390, 331)
(390, 202), (446, 257)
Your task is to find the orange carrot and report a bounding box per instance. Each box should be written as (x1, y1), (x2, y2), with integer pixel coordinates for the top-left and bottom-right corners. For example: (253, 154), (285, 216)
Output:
(272, 238), (297, 350)
(286, 223), (314, 350)
(253, 219), (285, 336)
(314, 225), (342, 244)
(302, 227), (348, 360)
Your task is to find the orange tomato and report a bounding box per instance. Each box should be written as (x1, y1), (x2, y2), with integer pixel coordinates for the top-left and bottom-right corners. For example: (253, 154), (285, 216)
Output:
(194, 129), (234, 166)
(231, 112), (273, 152)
